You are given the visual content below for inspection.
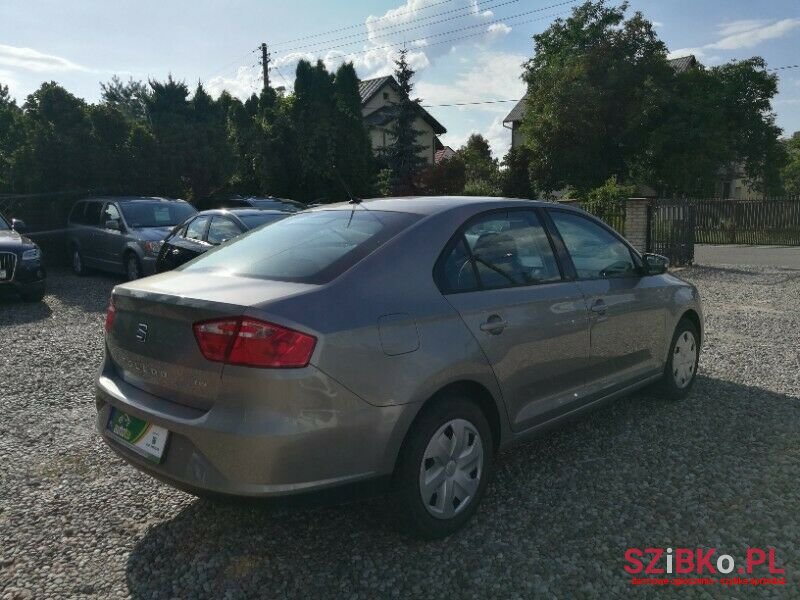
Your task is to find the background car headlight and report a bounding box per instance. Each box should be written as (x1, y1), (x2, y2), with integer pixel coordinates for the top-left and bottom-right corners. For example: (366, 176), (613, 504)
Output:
(22, 248), (41, 261)
(141, 241), (163, 256)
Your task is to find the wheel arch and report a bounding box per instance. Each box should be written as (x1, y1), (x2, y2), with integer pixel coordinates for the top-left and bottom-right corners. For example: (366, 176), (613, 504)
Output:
(680, 308), (702, 346)
(390, 379), (504, 477)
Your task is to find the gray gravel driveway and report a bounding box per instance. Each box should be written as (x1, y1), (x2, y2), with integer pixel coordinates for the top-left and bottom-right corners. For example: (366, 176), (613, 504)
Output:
(1, 265), (799, 599)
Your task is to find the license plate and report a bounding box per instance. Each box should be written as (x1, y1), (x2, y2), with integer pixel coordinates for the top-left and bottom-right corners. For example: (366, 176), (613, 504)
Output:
(106, 407), (169, 463)
(0, 269), (6, 280)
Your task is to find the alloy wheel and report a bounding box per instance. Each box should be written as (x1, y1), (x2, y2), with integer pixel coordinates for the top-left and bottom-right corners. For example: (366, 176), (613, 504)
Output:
(126, 256), (140, 281)
(419, 418), (484, 519)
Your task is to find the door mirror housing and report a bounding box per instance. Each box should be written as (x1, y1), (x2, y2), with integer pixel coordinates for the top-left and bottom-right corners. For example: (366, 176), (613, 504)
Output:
(643, 252), (669, 275)
(11, 218), (26, 233)
(105, 219), (122, 231)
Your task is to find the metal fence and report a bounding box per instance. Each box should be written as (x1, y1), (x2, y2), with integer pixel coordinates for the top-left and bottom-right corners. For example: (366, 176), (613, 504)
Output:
(693, 197), (800, 246)
(571, 201), (626, 235)
(648, 201), (695, 266)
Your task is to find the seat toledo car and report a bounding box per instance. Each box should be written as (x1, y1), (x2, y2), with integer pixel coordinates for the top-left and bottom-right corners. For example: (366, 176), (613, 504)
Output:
(96, 197), (702, 538)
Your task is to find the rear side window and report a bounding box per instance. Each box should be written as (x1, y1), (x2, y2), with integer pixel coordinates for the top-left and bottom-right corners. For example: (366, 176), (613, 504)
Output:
(84, 202), (103, 226)
(437, 210), (561, 293)
(185, 216), (210, 241)
(181, 210), (420, 284)
(69, 202), (86, 224)
(207, 216), (241, 245)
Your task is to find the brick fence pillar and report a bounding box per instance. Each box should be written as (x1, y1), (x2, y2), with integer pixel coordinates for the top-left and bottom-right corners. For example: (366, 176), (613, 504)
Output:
(624, 198), (650, 252)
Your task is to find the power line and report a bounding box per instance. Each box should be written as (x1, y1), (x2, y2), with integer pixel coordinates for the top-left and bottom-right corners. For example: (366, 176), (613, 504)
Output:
(275, 3), (576, 62)
(271, 0), (458, 46)
(201, 47), (260, 83)
(422, 98), (521, 107)
(281, 0), (521, 54)
(768, 64), (799, 71)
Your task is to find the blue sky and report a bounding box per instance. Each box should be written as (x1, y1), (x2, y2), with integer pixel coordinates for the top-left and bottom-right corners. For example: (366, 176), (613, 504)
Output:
(1, 0), (798, 158)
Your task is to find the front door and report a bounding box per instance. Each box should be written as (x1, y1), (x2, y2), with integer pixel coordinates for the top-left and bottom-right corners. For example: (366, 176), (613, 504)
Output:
(438, 209), (591, 432)
(99, 202), (126, 270)
(546, 209), (667, 395)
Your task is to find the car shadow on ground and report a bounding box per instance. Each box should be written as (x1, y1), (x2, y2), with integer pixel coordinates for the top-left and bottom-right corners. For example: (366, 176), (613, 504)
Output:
(0, 294), (52, 324)
(124, 376), (800, 598)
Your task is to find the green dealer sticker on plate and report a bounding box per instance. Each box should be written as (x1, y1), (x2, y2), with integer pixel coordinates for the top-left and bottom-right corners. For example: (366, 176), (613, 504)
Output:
(107, 407), (169, 463)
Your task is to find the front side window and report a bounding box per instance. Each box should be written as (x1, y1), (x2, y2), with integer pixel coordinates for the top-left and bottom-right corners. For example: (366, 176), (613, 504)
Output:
(548, 210), (637, 279)
(206, 216), (241, 245)
(185, 216), (210, 242)
(0, 214), (9, 231)
(69, 202), (86, 225)
(182, 209), (419, 284)
(102, 203), (121, 226)
(438, 210), (561, 292)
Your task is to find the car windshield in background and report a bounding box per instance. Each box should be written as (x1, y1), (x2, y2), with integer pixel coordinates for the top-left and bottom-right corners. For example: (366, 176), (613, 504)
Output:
(248, 199), (304, 212)
(120, 202), (196, 228)
(238, 213), (287, 229)
(182, 209), (419, 284)
(0, 215), (9, 230)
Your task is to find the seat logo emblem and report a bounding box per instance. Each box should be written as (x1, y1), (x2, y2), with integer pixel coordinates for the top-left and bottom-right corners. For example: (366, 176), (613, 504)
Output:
(136, 323), (149, 343)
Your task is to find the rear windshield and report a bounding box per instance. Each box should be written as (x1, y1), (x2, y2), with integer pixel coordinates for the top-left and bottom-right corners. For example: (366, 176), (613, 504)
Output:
(120, 202), (197, 228)
(238, 213), (287, 229)
(181, 209), (419, 284)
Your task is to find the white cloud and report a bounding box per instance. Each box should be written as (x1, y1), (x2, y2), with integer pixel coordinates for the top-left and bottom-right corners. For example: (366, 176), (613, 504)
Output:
(0, 68), (21, 101)
(652, 21), (664, 28)
(0, 44), (87, 73)
(672, 18), (800, 59)
(206, 66), (260, 100)
(709, 18), (800, 50)
(420, 50), (526, 158)
(270, 0), (508, 80)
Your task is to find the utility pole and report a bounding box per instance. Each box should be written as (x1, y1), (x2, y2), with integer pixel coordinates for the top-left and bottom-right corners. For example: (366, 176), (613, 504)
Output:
(260, 42), (270, 90)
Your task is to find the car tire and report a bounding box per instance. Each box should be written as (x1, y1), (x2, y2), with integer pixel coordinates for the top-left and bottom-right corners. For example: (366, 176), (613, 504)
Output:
(71, 247), (86, 276)
(125, 253), (142, 281)
(656, 317), (700, 400)
(393, 394), (494, 539)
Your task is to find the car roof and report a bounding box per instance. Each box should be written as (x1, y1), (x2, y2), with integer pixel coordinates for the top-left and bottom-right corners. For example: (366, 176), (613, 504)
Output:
(306, 196), (565, 216)
(79, 196), (190, 204)
(196, 208), (286, 217)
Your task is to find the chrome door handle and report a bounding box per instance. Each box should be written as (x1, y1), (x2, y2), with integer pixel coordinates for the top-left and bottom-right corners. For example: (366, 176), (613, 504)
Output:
(590, 300), (607, 315)
(480, 316), (508, 334)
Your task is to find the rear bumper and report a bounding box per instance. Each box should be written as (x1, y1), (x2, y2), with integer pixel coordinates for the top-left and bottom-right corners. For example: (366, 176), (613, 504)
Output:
(95, 356), (417, 497)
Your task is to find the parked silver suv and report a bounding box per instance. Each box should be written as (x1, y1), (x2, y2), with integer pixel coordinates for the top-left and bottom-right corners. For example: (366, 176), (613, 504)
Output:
(66, 197), (196, 279)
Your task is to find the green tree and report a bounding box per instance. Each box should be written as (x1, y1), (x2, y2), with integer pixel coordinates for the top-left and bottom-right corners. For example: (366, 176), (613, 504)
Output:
(415, 157), (466, 195)
(501, 146), (535, 198)
(333, 62), (373, 198)
(382, 49), (426, 195)
(782, 133), (800, 195)
(184, 82), (233, 200)
(100, 75), (150, 122)
(0, 84), (24, 192)
(457, 133), (498, 188)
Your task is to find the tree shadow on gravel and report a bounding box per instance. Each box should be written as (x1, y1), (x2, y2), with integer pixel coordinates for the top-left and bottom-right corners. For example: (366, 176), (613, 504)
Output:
(125, 376), (800, 599)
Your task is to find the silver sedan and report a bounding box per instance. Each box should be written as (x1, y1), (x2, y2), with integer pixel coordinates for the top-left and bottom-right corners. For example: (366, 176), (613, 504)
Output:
(96, 196), (702, 538)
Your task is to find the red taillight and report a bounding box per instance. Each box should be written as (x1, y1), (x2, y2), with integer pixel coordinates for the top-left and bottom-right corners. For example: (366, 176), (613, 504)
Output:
(104, 296), (116, 334)
(193, 317), (316, 368)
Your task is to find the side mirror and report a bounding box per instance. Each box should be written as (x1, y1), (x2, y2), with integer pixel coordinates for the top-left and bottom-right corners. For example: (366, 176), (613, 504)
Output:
(643, 252), (669, 275)
(11, 218), (26, 233)
(105, 219), (122, 231)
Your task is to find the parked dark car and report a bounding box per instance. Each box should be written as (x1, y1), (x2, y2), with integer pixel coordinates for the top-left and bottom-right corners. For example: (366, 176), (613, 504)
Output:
(0, 213), (46, 302)
(156, 209), (288, 272)
(198, 196), (305, 213)
(66, 197), (197, 280)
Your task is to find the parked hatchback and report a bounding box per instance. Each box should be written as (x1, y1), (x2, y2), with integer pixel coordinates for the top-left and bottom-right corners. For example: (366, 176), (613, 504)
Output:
(66, 197), (196, 280)
(97, 197), (702, 538)
(156, 208), (289, 272)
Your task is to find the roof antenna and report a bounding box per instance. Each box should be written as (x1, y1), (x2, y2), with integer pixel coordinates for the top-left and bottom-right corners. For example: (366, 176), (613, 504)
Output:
(332, 164), (360, 204)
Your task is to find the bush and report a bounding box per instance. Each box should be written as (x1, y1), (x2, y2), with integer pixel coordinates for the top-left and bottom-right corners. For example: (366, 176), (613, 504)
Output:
(463, 178), (501, 197)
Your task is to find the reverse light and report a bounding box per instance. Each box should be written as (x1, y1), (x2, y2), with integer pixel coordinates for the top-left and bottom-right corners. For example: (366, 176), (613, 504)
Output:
(104, 296), (116, 334)
(193, 317), (316, 368)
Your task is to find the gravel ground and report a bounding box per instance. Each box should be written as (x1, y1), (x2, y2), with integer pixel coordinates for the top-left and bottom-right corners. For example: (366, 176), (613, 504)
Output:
(1, 264), (799, 599)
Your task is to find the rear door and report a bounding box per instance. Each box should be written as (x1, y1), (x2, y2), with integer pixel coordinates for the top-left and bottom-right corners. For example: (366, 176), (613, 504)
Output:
(545, 209), (666, 394)
(438, 209), (591, 432)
